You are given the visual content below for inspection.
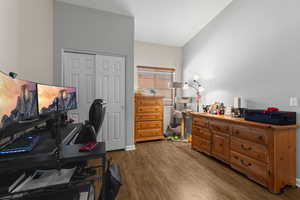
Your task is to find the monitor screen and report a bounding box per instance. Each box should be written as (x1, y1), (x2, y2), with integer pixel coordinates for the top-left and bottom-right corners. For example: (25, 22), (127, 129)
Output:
(38, 84), (77, 115)
(0, 72), (38, 130)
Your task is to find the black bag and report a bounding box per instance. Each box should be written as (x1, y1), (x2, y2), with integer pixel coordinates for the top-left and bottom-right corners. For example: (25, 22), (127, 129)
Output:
(100, 162), (122, 200)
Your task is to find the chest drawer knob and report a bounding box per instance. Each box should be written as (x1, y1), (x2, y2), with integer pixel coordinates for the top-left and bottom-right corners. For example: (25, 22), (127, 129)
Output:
(241, 160), (252, 167)
(257, 136), (263, 140)
(241, 144), (252, 151)
(235, 130), (240, 134)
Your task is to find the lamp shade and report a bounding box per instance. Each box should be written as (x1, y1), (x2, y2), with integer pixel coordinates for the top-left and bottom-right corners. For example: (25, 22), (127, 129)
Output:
(198, 86), (205, 92)
(183, 82), (189, 90)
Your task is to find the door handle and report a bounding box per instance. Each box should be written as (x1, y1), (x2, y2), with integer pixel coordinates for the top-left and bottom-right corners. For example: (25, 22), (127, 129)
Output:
(240, 160), (252, 167)
(241, 144), (252, 151)
(257, 136), (263, 140)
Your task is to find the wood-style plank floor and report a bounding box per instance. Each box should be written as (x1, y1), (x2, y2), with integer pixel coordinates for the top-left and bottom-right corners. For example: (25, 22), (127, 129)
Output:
(109, 141), (300, 200)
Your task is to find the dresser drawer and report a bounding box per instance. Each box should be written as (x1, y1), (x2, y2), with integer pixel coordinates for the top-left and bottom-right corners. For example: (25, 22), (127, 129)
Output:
(210, 121), (230, 134)
(232, 125), (268, 145)
(192, 135), (211, 154)
(136, 113), (162, 121)
(212, 133), (230, 162)
(231, 151), (268, 186)
(231, 137), (268, 163)
(135, 98), (163, 106)
(193, 117), (209, 128)
(136, 106), (162, 113)
(136, 129), (162, 138)
(192, 126), (211, 140)
(136, 121), (162, 130)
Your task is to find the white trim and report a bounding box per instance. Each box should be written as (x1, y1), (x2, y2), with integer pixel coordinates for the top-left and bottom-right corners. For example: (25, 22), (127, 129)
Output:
(296, 178), (300, 187)
(125, 145), (136, 151)
(62, 48), (126, 59)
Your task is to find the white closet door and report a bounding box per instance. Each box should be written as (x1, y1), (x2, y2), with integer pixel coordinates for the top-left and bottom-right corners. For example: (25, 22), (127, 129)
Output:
(96, 55), (126, 151)
(63, 52), (96, 123)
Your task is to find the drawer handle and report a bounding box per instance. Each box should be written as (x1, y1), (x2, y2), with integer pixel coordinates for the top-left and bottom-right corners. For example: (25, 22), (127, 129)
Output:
(241, 160), (252, 167)
(241, 144), (252, 151)
(257, 136), (263, 140)
(235, 130), (240, 134)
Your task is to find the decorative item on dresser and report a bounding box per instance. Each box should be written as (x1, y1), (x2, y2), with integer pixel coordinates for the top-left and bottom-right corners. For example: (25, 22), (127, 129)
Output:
(135, 95), (164, 142)
(191, 113), (298, 194)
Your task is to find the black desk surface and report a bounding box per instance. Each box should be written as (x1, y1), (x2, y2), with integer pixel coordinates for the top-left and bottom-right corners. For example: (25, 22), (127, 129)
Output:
(0, 142), (106, 197)
(0, 123), (106, 200)
(0, 123), (82, 171)
(60, 142), (106, 163)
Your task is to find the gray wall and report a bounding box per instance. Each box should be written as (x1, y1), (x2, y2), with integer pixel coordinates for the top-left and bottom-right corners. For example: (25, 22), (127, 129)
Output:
(183, 0), (300, 178)
(54, 2), (135, 148)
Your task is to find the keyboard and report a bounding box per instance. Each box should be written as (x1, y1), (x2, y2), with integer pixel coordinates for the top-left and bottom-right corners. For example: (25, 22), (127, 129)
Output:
(0, 136), (40, 155)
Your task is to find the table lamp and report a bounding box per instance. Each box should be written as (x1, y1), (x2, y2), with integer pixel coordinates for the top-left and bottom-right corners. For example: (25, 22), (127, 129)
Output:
(183, 79), (204, 112)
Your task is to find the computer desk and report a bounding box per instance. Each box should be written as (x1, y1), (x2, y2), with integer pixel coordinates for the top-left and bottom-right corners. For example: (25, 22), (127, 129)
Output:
(0, 123), (82, 171)
(0, 123), (107, 199)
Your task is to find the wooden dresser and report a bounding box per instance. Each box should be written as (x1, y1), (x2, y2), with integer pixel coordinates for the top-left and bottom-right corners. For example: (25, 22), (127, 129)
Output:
(191, 113), (298, 193)
(135, 96), (164, 142)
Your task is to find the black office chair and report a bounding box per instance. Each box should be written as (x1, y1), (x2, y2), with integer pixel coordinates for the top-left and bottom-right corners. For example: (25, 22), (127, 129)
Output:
(89, 99), (106, 134)
(75, 99), (106, 144)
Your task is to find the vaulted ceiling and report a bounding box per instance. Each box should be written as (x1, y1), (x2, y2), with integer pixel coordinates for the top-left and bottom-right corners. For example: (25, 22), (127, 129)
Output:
(57, 0), (232, 47)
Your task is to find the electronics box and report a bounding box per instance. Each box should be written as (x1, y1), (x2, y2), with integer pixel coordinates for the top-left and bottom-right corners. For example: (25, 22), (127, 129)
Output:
(244, 109), (296, 125)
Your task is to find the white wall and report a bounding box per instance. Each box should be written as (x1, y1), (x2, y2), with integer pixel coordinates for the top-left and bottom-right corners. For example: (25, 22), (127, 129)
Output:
(0, 0), (19, 74)
(19, 0), (53, 84)
(0, 0), (53, 84)
(183, 0), (300, 177)
(134, 41), (183, 89)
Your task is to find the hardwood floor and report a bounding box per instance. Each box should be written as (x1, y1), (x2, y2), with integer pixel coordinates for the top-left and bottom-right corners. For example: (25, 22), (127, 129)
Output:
(109, 141), (300, 200)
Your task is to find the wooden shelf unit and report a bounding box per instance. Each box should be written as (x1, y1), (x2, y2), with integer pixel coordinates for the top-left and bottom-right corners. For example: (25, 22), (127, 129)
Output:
(191, 113), (298, 193)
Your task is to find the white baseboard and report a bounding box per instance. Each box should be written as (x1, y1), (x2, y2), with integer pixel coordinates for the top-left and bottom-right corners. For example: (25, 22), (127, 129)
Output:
(296, 178), (300, 187)
(125, 145), (136, 151)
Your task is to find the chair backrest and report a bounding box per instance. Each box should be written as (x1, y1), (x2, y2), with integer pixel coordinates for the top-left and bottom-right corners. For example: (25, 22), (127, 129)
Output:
(89, 99), (106, 135)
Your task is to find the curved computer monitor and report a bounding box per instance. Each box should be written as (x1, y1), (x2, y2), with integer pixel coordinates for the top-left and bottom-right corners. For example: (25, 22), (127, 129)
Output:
(37, 84), (77, 115)
(0, 71), (38, 131)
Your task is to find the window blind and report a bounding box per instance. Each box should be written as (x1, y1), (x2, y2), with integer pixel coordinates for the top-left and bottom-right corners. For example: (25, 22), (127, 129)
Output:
(137, 66), (175, 105)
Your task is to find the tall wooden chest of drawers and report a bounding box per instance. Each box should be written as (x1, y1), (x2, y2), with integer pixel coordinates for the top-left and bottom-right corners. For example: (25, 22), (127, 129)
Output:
(135, 96), (164, 142)
(191, 113), (298, 193)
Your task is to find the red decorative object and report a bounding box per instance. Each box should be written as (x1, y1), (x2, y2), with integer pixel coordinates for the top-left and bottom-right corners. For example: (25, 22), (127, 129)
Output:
(79, 142), (97, 152)
(265, 107), (279, 112)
